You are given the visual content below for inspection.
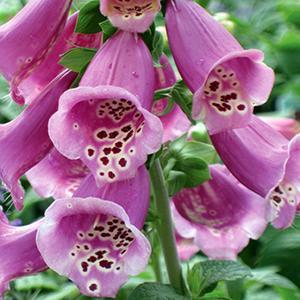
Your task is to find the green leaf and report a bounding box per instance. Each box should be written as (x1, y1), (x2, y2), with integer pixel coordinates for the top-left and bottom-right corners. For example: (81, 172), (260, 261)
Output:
(75, 0), (106, 34)
(166, 170), (187, 196)
(99, 19), (117, 42)
(170, 80), (194, 123)
(187, 263), (202, 297)
(59, 48), (97, 72)
(36, 284), (80, 300)
(128, 283), (190, 300)
(198, 260), (251, 294)
(151, 31), (164, 65)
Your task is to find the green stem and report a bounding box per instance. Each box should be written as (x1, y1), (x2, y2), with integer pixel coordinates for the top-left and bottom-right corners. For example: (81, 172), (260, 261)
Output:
(149, 159), (185, 294)
(151, 237), (163, 283)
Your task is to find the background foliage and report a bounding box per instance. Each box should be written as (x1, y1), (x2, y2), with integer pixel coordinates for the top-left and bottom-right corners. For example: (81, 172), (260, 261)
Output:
(0, 0), (300, 299)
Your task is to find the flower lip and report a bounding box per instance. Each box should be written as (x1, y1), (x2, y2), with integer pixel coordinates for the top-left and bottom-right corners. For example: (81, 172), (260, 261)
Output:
(193, 49), (275, 133)
(36, 197), (151, 298)
(49, 85), (163, 187)
(100, 0), (161, 33)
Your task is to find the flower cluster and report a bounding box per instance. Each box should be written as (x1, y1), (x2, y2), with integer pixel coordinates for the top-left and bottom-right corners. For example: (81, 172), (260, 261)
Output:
(0, 0), (299, 298)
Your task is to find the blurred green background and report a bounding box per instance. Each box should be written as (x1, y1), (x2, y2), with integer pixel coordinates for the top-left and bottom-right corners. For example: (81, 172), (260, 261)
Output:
(0, 0), (300, 299)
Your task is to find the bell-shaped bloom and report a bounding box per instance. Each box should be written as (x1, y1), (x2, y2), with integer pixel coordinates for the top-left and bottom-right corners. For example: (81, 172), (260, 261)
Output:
(37, 167), (151, 298)
(165, 0), (274, 134)
(15, 12), (101, 105)
(172, 164), (268, 260)
(0, 208), (46, 296)
(100, 0), (161, 33)
(26, 149), (89, 200)
(260, 117), (300, 140)
(49, 31), (162, 187)
(153, 55), (190, 142)
(211, 116), (300, 229)
(0, 71), (76, 210)
(0, 0), (72, 105)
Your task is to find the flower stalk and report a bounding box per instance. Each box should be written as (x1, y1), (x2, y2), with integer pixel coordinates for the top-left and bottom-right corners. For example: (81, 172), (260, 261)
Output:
(149, 159), (185, 294)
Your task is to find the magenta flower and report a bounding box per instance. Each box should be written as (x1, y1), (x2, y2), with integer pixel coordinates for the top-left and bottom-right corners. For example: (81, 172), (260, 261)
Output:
(172, 164), (268, 260)
(153, 55), (190, 142)
(37, 167), (151, 298)
(0, 209), (46, 295)
(175, 234), (199, 261)
(0, 71), (76, 210)
(165, 0), (274, 134)
(49, 31), (162, 187)
(100, 0), (161, 33)
(15, 12), (101, 105)
(26, 149), (89, 200)
(211, 116), (300, 229)
(0, 0), (73, 105)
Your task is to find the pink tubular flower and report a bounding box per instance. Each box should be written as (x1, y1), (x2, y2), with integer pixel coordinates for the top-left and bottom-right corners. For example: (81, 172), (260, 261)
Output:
(0, 71), (76, 210)
(260, 116), (300, 140)
(100, 0), (161, 33)
(152, 55), (190, 142)
(165, 0), (274, 134)
(0, 0), (73, 105)
(14, 12), (102, 105)
(175, 234), (199, 261)
(37, 167), (151, 298)
(26, 149), (89, 200)
(0, 209), (46, 296)
(49, 31), (163, 187)
(211, 116), (300, 229)
(172, 164), (268, 260)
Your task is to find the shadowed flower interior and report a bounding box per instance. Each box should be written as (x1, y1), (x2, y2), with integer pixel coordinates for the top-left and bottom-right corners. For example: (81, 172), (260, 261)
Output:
(101, 0), (161, 32)
(70, 97), (145, 182)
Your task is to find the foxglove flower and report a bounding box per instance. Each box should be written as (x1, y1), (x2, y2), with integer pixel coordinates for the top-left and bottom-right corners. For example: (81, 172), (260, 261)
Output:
(172, 164), (268, 259)
(100, 0), (161, 33)
(0, 71), (76, 210)
(0, 0), (72, 105)
(26, 149), (89, 200)
(37, 167), (151, 298)
(0, 208), (46, 296)
(49, 31), (162, 187)
(165, 0), (274, 134)
(211, 116), (300, 229)
(153, 55), (190, 142)
(15, 12), (101, 105)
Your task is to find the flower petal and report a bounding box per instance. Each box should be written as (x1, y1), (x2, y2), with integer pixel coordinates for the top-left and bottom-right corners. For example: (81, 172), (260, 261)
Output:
(0, 208), (46, 296)
(172, 164), (268, 259)
(153, 55), (190, 142)
(15, 12), (101, 105)
(26, 149), (89, 199)
(0, 0), (72, 105)
(49, 86), (162, 187)
(100, 0), (161, 33)
(0, 71), (76, 210)
(166, 0), (274, 133)
(37, 197), (151, 298)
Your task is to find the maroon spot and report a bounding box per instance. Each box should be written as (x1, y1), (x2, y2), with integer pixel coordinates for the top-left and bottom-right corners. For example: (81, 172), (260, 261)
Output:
(89, 283), (98, 291)
(116, 266), (121, 270)
(81, 261), (88, 272)
(97, 130), (108, 139)
(76, 245), (81, 249)
(87, 148), (95, 157)
(107, 221), (113, 225)
(101, 232), (111, 238)
(273, 195), (282, 203)
(108, 171), (116, 179)
(120, 250), (126, 255)
(237, 104), (246, 111)
(119, 158), (127, 167)
(232, 82), (238, 86)
(115, 141), (123, 148)
(88, 256), (97, 263)
(109, 225), (118, 232)
(99, 260), (113, 269)
(88, 233), (95, 237)
(99, 172), (105, 176)
(222, 74), (227, 78)
(217, 68), (222, 73)
(94, 225), (105, 231)
(84, 245), (90, 250)
(112, 147), (121, 154)
(71, 252), (75, 256)
(79, 233), (84, 237)
(120, 221), (125, 225)
(100, 157), (110, 166)
(209, 81), (220, 92)
(126, 237), (134, 242)
(103, 147), (111, 155)
(123, 130), (134, 142)
(113, 219), (119, 223)
(274, 186), (283, 194)
(121, 125), (132, 133)
(112, 100), (117, 105)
